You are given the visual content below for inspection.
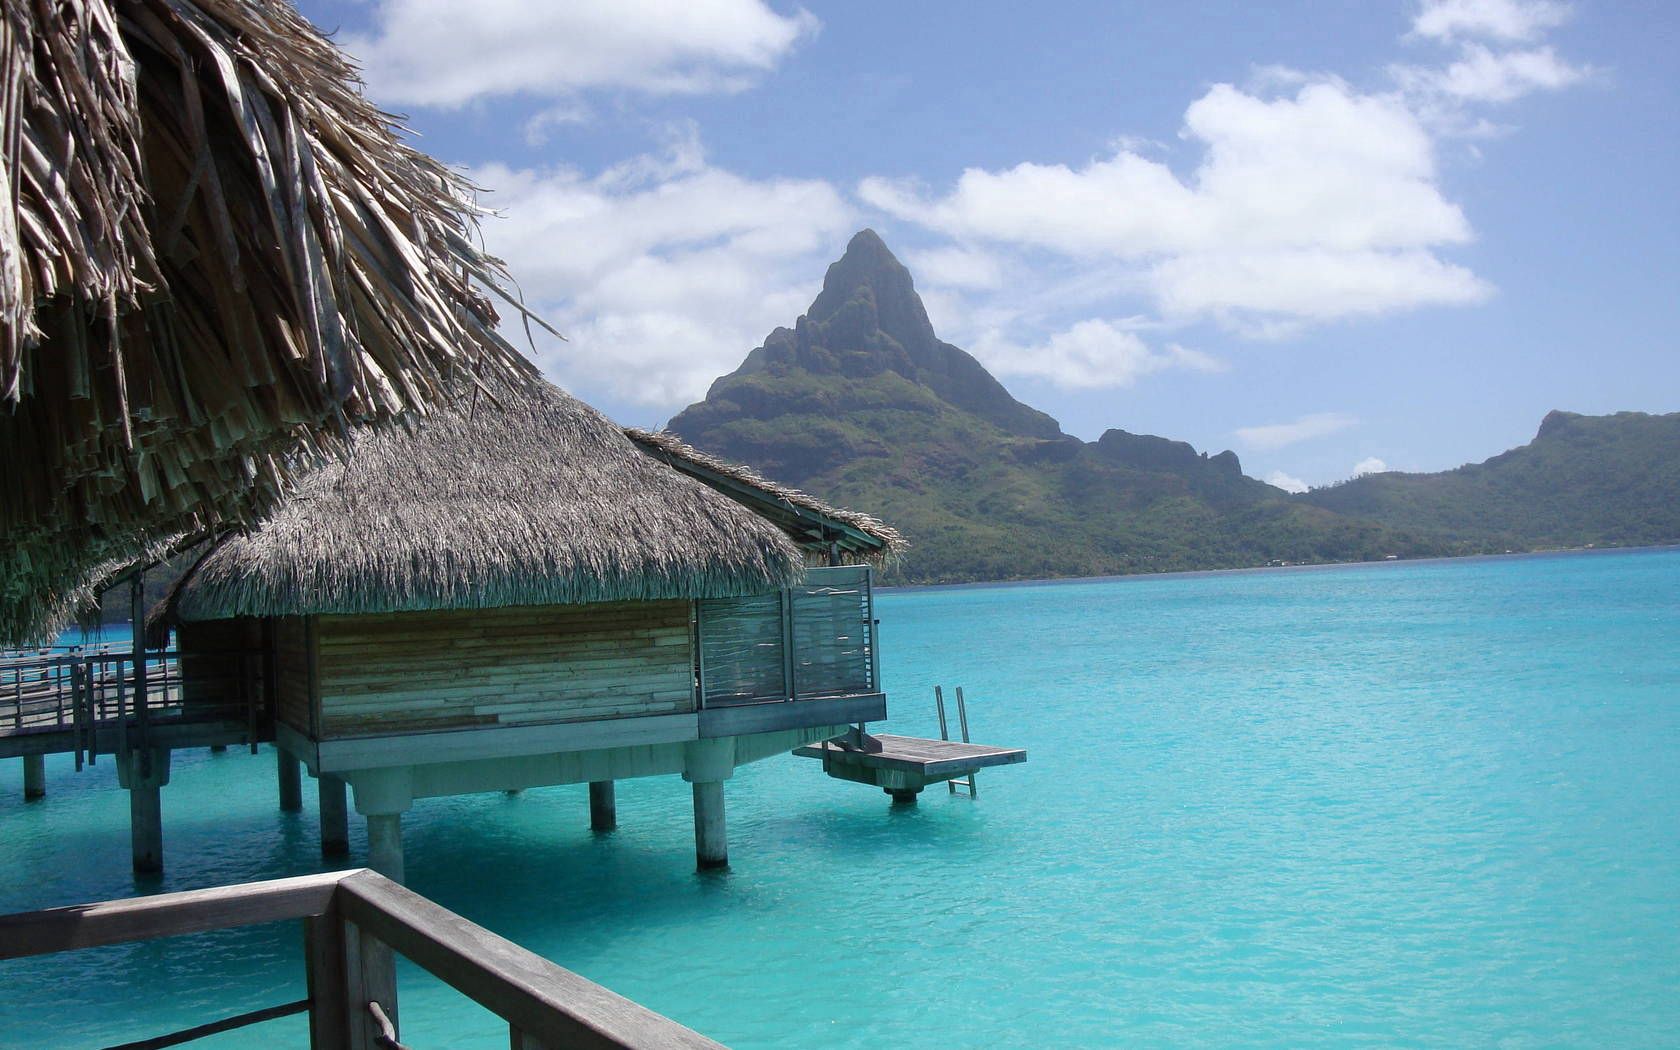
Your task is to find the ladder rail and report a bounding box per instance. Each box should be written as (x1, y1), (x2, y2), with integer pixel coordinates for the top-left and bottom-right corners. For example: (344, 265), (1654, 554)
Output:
(934, 684), (978, 797)
(955, 686), (976, 798)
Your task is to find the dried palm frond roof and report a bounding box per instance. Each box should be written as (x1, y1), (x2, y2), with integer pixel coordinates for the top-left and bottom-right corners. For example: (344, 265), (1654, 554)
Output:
(169, 382), (807, 621)
(625, 428), (905, 562)
(0, 0), (542, 644)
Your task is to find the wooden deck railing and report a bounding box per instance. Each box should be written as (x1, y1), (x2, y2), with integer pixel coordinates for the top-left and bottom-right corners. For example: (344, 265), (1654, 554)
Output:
(0, 869), (725, 1050)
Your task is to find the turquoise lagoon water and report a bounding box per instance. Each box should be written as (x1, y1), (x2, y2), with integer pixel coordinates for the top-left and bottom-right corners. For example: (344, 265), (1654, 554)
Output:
(2, 549), (1677, 1047)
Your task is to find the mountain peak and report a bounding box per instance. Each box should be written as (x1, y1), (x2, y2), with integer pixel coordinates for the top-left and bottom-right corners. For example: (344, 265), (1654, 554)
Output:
(1537, 409), (1581, 439)
(683, 229), (1061, 441)
(842, 227), (892, 259)
(807, 228), (936, 354)
(827, 228), (899, 277)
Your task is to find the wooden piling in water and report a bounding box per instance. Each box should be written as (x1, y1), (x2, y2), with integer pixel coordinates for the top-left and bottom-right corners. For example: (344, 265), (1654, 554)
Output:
(130, 784), (163, 873)
(692, 781), (727, 871)
(589, 780), (616, 831)
(320, 775), (350, 857)
(278, 748), (303, 812)
(22, 754), (44, 800)
(117, 748), (171, 873)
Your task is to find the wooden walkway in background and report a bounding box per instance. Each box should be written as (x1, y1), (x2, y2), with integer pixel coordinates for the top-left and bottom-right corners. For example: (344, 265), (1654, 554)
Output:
(0, 647), (264, 760)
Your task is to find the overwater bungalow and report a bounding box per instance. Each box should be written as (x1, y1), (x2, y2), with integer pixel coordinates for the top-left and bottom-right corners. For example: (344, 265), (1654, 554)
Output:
(156, 381), (904, 879)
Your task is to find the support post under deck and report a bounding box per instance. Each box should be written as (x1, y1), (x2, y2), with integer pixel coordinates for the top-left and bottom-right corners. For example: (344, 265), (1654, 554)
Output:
(692, 781), (727, 871)
(319, 775), (350, 856)
(130, 785), (163, 874)
(117, 747), (171, 874)
(22, 754), (45, 800)
(277, 748), (303, 812)
(589, 780), (616, 831)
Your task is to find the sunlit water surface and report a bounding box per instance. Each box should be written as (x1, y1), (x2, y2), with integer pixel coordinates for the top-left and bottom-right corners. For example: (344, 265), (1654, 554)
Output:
(2, 549), (1677, 1048)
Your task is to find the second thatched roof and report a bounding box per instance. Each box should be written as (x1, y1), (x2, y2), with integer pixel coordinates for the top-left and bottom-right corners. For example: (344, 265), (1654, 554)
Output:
(170, 382), (811, 621)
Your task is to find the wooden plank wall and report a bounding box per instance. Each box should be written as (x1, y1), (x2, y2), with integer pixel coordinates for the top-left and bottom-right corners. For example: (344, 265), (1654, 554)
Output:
(273, 616), (314, 734)
(314, 602), (696, 738)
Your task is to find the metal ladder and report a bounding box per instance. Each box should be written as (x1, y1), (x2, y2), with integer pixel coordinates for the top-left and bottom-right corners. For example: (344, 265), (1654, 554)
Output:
(934, 685), (977, 797)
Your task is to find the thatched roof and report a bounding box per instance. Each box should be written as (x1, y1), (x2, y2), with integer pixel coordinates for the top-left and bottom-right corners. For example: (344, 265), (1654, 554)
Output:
(1, 0), (541, 643)
(625, 429), (905, 562)
(169, 382), (808, 621)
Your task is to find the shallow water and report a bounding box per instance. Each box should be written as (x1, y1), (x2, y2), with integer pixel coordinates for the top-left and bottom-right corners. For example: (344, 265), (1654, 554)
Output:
(2, 549), (1677, 1048)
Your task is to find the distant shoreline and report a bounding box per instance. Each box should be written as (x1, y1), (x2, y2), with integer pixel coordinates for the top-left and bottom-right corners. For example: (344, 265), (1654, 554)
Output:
(876, 542), (1680, 595)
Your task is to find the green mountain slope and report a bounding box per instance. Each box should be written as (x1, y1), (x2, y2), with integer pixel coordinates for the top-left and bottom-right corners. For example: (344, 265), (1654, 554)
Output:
(667, 231), (1440, 581)
(666, 230), (1676, 583)
(1301, 410), (1680, 548)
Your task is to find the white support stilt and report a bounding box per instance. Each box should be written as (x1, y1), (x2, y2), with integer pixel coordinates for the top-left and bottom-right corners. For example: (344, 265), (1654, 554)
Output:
(681, 738), (734, 871)
(349, 767), (413, 884)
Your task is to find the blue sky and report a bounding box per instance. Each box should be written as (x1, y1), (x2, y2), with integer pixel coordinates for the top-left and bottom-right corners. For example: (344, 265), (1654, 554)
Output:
(298, 0), (1676, 489)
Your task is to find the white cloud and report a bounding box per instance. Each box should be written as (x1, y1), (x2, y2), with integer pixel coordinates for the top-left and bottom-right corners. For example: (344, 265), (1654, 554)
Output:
(344, 0), (818, 108)
(523, 102), (594, 147)
(861, 79), (1488, 331)
(1410, 0), (1571, 43)
(971, 320), (1224, 390)
(1163, 344), (1229, 374)
(411, 0), (1590, 414)
(907, 246), (1006, 290)
(1353, 456), (1390, 476)
(1266, 471), (1310, 494)
(1152, 247), (1490, 332)
(468, 132), (854, 406)
(1235, 412), (1360, 451)
(851, 2), (1592, 360)
(1395, 44), (1588, 103)
(1397, 1), (1589, 122)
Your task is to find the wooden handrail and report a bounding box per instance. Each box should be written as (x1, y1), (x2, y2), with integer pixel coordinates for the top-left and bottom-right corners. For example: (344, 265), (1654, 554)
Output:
(0, 870), (727, 1049)
(0, 871), (347, 960)
(336, 873), (725, 1050)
